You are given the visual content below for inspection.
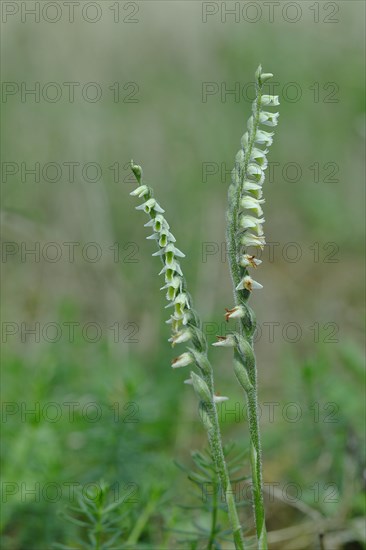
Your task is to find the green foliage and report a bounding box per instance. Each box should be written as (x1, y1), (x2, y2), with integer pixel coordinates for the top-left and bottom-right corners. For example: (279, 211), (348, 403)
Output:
(53, 482), (129, 550)
(173, 445), (251, 549)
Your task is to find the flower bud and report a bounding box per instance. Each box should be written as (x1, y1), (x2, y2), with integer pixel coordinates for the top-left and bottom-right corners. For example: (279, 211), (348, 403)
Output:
(130, 160), (143, 183)
(191, 371), (212, 403)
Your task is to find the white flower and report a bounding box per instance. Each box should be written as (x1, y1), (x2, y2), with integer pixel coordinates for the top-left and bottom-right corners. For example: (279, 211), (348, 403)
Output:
(174, 292), (191, 315)
(183, 377), (193, 385)
(144, 215), (169, 233)
(136, 198), (165, 214)
(247, 164), (264, 184)
(161, 276), (182, 301)
(250, 148), (268, 169)
(171, 352), (193, 369)
(243, 181), (263, 198)
(261, 95), (280, 106)
(241, 196), (265, 216)
(239, 254), (262, 268)
(212, 335), (236, 347)
(224, 305), (245, 322)
(146, 231), (175, 247)
(213, 395), (229, 403)
(259, 111), (279, 127)
(240, 215), (265, 235)
(236, 275), (263, 291)
(158, 231), (176, 248)
(168, 329), (192, 347)
(130, 185), (149, 198)
(241, 233), (266, 248)
(153, 243), (185, 264)
(166, 315), (182, 333)
(254, 129), (274, 146)
(166, 310), (191, 326)
(159, 262), (183, 279)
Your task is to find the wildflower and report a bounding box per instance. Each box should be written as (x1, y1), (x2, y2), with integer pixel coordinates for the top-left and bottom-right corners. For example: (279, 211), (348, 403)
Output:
(243, 181), (263, 198)
(171, 352), (194, 369)
(259, 111), (279, 127)
(135, 198), (165, 214)
(169, 329), (192, 347)
(241, 233), (266, 248)
(146, 230), (176, 246)
(144, 215), (170, 233)
(236, 275), (263, 291)
(261, 95), (280, 106)
(254, 131), (274, 147)
(250, 148), (268, 168)
(159, 262), (183, 279)
(224, 305), (246, 322)
(247, 164), (264, 184)
(130, 185), (149, 198)
(212, 335), (236, 347)
(161, 276), (182, 301)
(173, 292), (191, 316)
(153, 243), (185, 265)
(240, 215), (265, 233)
(239, 254), (262, 268)
(241, 196), (265, 216)
(166, 309), (191, 326)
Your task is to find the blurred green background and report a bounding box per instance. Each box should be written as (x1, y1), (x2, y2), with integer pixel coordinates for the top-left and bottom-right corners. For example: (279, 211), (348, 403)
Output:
(1, 1), (365, 548)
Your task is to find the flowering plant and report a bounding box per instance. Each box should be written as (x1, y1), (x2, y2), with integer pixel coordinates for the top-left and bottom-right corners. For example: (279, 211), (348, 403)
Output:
(129, 65), (280, 550)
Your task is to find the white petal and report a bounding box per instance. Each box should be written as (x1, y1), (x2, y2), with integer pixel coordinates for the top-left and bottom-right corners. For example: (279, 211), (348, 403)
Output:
(212, 335), (235, 347)
(171, 352), (193, 369)
(213, 395), (229, 403)
(130, 185), (148, 197)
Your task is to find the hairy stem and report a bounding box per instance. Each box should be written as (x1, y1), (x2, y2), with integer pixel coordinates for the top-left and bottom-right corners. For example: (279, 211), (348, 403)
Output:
(204, 371), (245, 550)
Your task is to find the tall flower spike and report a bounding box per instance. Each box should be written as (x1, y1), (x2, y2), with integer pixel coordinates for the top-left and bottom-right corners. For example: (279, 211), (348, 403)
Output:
(223, 66), (280, 549)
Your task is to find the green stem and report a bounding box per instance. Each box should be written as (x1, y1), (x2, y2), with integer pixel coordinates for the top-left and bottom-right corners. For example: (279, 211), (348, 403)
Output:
(126, 495), (159, 546)
(204, 372), (245, 550)
(244, 353), (267, 549)
(207, 478), (217, 550)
